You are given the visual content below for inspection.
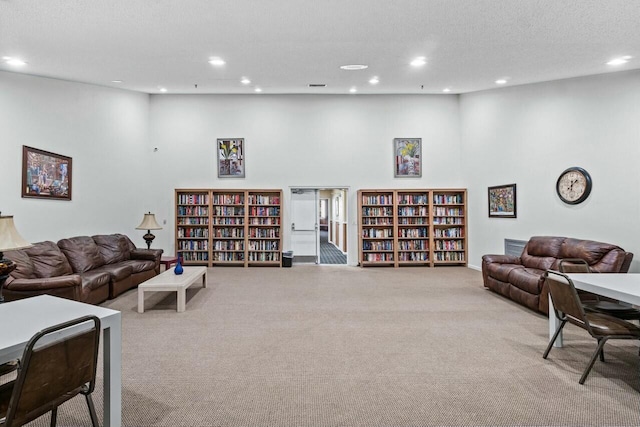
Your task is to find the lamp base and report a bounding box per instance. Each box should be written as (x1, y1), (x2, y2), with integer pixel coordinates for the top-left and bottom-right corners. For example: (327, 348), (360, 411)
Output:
(143, 231), (156, 250)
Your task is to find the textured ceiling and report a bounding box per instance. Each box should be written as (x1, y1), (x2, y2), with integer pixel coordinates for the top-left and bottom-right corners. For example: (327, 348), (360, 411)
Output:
(1, 0), (639, 94)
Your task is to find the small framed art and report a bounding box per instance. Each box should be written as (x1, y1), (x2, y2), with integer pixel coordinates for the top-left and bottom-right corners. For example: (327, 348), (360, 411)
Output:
(217, 138), (245, 178)
(488, 183), (517, 218)
(394, 138), (421, 178)
(22, 145), (72, 200)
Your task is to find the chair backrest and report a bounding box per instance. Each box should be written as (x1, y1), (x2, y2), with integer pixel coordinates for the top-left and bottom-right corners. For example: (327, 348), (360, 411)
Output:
(544, 270), (595, 334)
(558, 258), (590, 273)
(4, 315), (100, 427)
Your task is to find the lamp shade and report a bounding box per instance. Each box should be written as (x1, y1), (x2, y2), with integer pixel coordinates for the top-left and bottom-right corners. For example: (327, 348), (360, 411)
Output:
(0, 214), (32, 251)
(136, 212), (162, 230)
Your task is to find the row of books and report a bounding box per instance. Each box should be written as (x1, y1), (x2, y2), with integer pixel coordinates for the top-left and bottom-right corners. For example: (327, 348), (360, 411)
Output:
(212, 194), (244, 205)
(212, 217), (244, 225)
(434, 252), (465, 261)
(434, 227), (464, 238)
(213, 241), (244, 251)
(249, 206), (280, 216)
(249, 228), (279, 238)
(212, 253), (244, 262)
(398, 206), (428, 216)
(433, 218), (464, 225)
(398, 228), (428, 238)
(177, 228), (209, 238)
(247, 252), (280, 262)
(249, 217), (281, 225)
(398, 252), (429, 261)
(177, 194), (209, 205)
(363, 253), (394, 262)
(398, 194), (428, 204)
(363, 241), (393, 251)
(434, 207), (464, 216)
(177, 217), (208, 225)
(177, 206), (208, 216)
(248, 241), (279, 251)
(213, 228), (244, 238)
(213, 206), (244, 216)
(178, 240), (208, 250)
(362, 218), (393, 225)
(180, 252), (209, 261)
(248, 195), (280, 205)
(362, 195), (393, 205)
(398, 241), (428, 250)
(435, 240), (465, 250)
(398, 218), (428, 225)
(362, 228), (393, 238)
(433, 194), (464, 204)
(362, 207), (393, 217)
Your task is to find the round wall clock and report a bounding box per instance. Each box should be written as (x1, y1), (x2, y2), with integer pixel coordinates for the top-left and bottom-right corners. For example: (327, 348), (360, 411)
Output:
(556, 167), (592, 204)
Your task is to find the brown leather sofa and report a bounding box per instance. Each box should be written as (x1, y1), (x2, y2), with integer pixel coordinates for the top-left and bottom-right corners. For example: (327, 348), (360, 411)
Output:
(482, 236), (633, 314)
(4, 234), (162, 304)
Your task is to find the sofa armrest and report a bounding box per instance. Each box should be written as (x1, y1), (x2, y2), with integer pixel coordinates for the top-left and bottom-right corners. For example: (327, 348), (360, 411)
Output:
(130, 248), (164, 274)
(130, 248), (163, 261)
(482, 254), (521, 265)
(4, 275), (82, 301)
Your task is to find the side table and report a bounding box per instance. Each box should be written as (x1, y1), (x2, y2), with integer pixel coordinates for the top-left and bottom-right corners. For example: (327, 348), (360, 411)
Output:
(160, 256), (178, 272)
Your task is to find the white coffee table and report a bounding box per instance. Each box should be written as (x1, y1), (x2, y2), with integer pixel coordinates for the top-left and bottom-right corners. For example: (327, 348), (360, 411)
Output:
(138, 266), (207, 313)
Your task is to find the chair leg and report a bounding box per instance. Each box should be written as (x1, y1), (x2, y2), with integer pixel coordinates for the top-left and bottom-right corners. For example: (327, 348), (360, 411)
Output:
(579, 338), (608, 385)
(543, 319), (567, 359)
(86, 393), (99, 427)
(50, 406), (58, 427)
(599, 340), (605, 362)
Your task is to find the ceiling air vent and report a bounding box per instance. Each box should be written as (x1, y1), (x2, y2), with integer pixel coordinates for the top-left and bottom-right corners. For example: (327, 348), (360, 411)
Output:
(308, 84), (327, 88)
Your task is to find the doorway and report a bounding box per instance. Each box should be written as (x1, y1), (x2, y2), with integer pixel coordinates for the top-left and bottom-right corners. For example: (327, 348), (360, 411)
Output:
(290, 187), (348, 265)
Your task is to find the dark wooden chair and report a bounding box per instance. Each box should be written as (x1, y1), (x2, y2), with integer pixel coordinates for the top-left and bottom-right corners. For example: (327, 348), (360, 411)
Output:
(558, 258), (640, 320)
(0, 315), (101, 427)
(543, 270), (640, 384)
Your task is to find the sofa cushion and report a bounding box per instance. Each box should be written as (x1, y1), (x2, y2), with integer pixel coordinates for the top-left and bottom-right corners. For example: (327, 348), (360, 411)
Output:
(508, 267), (545, 295)
(25, 241), (74, 278)
(520, 236), (564, 270)
(58, 236), (106, 273)
(92, 234), (130, 264)
(484, 262), (524, 283)
(120, 259), (156, 274)
(557, 238), (626, 272)
(79, 270), (111, 292)
(5, 248), (35, 279)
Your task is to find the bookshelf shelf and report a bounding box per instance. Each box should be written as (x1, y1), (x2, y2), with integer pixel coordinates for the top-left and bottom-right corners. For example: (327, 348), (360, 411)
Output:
(175, 189), (283, 267)
(358, 188), (467, 268)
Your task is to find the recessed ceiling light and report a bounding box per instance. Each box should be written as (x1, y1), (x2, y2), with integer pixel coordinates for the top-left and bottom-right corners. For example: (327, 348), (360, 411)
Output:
(495, 79), (508, 85)
(410, 57), (427, 67)
(349, 87), (357, 93)
(111, 80), (123, 83)
(340, 64), (368, 70)
(208, 57), (226, 66)
(369, 77), (380, 85)
(607, 56), (632, 66)
(159, 87), (168, 93)
(241, 78), (251, 85)
(254, 87), (262, 93)
(3, 57), (26, 66)
(442, 88), (451, 93)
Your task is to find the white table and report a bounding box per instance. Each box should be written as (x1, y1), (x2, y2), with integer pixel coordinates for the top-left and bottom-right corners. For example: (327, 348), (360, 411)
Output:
(138, 266), (207, 313)
(549, 273), (640, 347)
(0, 295), (122, 426)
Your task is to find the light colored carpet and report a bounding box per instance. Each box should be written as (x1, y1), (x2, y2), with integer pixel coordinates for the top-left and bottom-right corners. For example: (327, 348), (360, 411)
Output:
(23, 266), (640, 426)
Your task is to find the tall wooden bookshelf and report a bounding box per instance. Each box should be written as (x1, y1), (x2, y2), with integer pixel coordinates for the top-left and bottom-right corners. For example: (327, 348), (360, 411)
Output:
(358, 189), (467, 267)
(175, 189), (283, 267)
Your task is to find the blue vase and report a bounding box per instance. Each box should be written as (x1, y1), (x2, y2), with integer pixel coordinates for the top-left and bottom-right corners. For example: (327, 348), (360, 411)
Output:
(174, 257), (183, 275)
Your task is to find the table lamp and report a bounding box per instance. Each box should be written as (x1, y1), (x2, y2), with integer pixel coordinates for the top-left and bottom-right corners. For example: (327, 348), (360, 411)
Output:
(136, 212), (162, 249)
(0, 213), (32, 303)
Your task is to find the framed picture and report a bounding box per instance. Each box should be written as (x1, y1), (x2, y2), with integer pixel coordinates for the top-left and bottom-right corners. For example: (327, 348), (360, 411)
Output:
(22, 146), (72, 200)
(217, 138), (245, 178)
(488, 184), (517, 218)
(394, 138), (422, 177)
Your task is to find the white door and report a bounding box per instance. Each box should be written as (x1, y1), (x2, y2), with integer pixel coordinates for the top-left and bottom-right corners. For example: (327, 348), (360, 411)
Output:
(290, 189), (319, 263)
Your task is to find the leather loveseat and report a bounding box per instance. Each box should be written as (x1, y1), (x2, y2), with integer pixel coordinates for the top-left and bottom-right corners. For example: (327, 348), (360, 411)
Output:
(482, 236), (633, 314)
(4, 234), (162, 304)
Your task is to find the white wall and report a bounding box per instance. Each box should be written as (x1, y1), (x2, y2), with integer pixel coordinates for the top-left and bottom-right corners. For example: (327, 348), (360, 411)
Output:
(0, 71), (152, 244)
(461, 69), (640, 271)
(148, 94), (463, 263)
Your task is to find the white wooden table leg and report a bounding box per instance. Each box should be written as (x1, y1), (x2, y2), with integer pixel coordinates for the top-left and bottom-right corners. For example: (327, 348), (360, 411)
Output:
(103, 316), (122, 426)
(203, 270), (207, 288)
(549, 292), (563, 348)
(177, 288), (186, 312)
(137, 289), (144, 313)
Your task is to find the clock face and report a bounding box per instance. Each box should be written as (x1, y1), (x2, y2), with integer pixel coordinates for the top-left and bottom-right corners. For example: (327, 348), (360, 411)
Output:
(556, 167), (592, 204)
